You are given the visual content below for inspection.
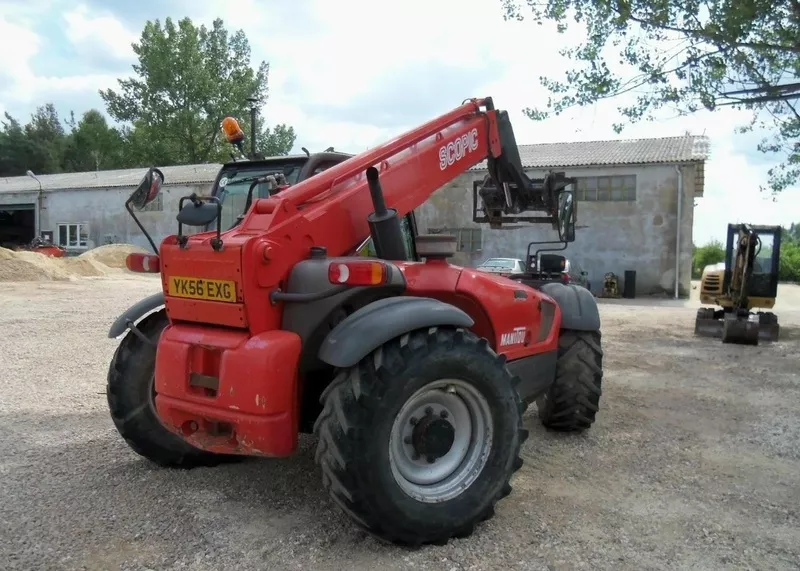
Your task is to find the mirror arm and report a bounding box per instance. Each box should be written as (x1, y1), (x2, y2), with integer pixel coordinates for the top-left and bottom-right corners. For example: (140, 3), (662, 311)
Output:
(125, 196), (159, 255)
(177, 194), (224, 251)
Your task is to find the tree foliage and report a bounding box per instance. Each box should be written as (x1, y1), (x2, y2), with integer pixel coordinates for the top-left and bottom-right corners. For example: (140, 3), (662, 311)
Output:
(100, 17), (295, 165)
(501, 0), (800, 194)
(0, 17), (296, 178)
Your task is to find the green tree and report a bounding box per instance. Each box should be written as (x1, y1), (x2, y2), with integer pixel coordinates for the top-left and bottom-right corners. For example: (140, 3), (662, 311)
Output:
(0, 104), (70, 176)
(99, 17), (296, 166)
(780, 241), (800, 281)
(24, 104), (69, 174)
(692, 239), (726, 278)
(0, 113), (35, 176)
(62, 110), (127, 171)
(501, 0), (799, 194)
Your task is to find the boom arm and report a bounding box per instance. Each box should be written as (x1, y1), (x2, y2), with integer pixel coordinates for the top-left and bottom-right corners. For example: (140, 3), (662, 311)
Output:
(233, 97), (574, 258)
(729, 224), (760, 310)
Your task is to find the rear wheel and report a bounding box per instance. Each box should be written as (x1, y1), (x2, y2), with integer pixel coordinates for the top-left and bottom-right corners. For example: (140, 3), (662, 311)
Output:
(106, 310), (230, 468)
(313, 327), (527, 546)
(537, 329), (603, 432)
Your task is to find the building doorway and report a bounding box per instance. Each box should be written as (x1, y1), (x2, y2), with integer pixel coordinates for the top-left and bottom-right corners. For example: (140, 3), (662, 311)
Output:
(0, 204), (36, 249)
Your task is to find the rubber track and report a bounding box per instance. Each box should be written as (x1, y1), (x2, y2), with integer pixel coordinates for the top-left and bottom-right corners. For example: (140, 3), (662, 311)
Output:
(313, 326), (528, 546)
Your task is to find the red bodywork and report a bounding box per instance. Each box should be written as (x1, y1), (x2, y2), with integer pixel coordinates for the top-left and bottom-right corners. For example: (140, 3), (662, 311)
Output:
(31, 245), (66, 257)
(149, 98), (561, 457)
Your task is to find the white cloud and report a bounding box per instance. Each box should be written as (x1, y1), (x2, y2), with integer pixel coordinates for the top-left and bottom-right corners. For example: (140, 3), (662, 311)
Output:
(62, 4), (137, 64)
(0, 0), (797, 244)
(0, 15), (41, 104)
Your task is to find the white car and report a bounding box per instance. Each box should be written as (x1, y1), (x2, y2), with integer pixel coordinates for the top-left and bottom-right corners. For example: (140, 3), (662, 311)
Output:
(476, 257), (526, 277)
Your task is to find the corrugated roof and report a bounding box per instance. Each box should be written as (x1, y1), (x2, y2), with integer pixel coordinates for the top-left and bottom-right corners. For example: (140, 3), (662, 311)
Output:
(470, 135), (710, 170)
(0, 135), (710, 194)
(0, 163), (223, 194)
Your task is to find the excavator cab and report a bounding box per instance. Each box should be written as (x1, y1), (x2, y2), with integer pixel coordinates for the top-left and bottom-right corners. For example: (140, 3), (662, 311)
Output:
(695, 223), (782, 344)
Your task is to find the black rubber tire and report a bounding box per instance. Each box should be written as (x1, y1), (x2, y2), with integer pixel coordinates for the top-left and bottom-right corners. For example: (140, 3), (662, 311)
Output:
(313, 326), (527, 546)
(537, 329), (603, 432)
(106, 309), (231, 468)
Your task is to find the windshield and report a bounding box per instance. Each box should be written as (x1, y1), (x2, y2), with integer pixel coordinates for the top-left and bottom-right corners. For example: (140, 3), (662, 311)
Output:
(479, 259), (517, 269)
(213, 162), (305, 230)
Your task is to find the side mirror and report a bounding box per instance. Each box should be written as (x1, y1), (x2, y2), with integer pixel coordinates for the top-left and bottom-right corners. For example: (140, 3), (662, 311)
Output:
(557, 189), (576, 243)
(128, 167), (164, 210)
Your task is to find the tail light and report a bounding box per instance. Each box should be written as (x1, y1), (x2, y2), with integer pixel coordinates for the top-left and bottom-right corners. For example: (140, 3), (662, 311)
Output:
(561, 273), (571, 284)
(126, 253), (160, 273)
(328, 260), (388, 286)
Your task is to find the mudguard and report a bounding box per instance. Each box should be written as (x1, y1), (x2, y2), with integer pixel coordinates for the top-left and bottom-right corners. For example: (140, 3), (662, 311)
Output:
(108, 292), (166, 338)
(540, 282), (601, 331)
(318, 296), (475, 369)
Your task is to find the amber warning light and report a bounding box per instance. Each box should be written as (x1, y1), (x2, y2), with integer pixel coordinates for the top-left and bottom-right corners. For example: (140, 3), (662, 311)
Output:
(221, 117), (245, 145)
(328, 261), (388, 286)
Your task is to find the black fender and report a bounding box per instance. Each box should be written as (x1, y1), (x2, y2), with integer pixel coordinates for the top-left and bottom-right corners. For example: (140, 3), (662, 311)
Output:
(318, 296), (475, 369)
(540, 283), (601, 331)
(108, 292), (166, 338)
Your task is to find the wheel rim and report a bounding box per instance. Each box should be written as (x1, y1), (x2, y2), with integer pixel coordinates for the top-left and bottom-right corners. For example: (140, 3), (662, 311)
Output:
(389, 379), (493, 503)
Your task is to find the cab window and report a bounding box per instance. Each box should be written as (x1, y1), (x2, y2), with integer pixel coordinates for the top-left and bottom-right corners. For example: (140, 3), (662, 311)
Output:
(357, 215), (417, 260)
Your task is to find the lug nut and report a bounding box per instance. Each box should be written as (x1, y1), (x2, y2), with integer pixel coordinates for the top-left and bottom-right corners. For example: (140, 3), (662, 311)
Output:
(425, 406), (433, 416)
(404, 436), (411, 445)
(440, 410), (448, 419)
(409, 417), (418, 426)
(426, 456), (436, 464)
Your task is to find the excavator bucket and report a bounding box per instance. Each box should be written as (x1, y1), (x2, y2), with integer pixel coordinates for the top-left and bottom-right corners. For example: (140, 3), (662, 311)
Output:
(721, 313), (760, 345)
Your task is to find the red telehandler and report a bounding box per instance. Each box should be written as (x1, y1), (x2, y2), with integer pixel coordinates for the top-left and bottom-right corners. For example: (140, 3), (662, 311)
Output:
(108, 97), (603, 546)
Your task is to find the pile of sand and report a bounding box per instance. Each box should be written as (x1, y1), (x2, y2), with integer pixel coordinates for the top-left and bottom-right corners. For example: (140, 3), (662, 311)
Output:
(78, 243), (148, 269)
(0, 243), (147, 282)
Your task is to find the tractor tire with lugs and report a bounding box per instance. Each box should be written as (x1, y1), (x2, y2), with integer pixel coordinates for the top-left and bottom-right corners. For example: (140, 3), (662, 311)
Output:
(106, 309), (229, 468)
(537, 329), (603, 432)
(313, 326), (527, 546)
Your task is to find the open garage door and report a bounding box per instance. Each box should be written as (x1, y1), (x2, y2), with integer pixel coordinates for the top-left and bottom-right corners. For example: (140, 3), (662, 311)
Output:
(0, 203), (36, 249)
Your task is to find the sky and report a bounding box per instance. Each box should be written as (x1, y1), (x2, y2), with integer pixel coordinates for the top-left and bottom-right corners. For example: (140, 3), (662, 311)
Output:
(0, 0), (797, 245)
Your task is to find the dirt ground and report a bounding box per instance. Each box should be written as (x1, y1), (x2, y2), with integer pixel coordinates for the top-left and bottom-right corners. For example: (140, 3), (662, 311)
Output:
(1, 275), (799, 571)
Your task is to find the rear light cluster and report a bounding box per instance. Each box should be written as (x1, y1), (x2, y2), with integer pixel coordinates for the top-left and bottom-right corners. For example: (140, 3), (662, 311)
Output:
(126, 253), (160, 273)
(328, 261), (388, 286)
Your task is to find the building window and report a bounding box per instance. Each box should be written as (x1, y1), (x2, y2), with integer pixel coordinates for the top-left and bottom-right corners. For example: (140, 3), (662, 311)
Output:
(140, 193), (163, 212)
(429, 227), (482, 252)
(575, 175), (636, 201)
(57, 223), (89, 248)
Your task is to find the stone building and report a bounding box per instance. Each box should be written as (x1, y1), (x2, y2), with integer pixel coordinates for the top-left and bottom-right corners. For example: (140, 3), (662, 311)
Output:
(415, 135), (709, 297)
(0, 134), (708, 296)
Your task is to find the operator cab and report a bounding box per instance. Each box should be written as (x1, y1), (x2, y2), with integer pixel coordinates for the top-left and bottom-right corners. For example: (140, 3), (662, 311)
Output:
(210, 152), (351, 231)
(723, 223), (781, 300)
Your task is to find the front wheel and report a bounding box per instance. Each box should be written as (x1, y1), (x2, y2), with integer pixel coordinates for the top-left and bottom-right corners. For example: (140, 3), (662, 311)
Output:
(313, 327), (527, 546)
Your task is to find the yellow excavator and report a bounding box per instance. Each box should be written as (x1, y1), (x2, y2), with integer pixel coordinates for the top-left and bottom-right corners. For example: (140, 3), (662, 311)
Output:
(695, 223), (782, 345)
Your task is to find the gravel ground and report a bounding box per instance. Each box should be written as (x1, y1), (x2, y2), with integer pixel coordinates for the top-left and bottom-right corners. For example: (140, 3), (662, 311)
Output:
(1, 276), (799, 571)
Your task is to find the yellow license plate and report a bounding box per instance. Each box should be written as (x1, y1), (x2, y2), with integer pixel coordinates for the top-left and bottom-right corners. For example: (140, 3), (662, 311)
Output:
(168, 276), (237, 303)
